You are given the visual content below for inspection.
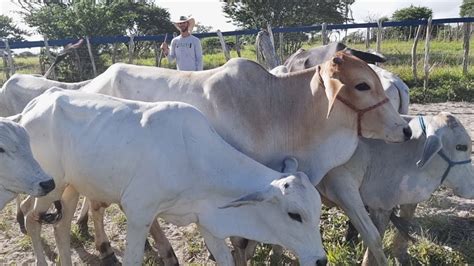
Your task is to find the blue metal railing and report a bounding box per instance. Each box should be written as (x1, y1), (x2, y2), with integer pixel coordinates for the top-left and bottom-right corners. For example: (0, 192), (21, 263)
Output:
(1, 17), (473, 50)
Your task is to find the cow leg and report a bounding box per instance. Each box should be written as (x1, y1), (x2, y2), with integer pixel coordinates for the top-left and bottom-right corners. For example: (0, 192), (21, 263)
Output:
(89, 200), (118, 264)
(319, 168), (387, 266)
(76, 197), (90, 237)
(121, 202), (155, 265)
(269, 244), (283, 265)
(230, 236), (251, 266)
(17, 195), (34, 234)
(25, 197), (57, 266)
(392, 204), (417, 265)
(149, 218), (179, 266)
(199, 226), (234, 266)
(362, 208), (392, 266)
(344, 220), (360, 244)
(53, 186), (79, 266)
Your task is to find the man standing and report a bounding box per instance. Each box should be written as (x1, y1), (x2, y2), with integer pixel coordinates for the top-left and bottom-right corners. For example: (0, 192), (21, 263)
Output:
(161, 16), (203, 71)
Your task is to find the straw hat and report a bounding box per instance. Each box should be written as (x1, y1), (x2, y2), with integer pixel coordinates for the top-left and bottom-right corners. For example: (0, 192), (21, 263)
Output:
(173, 15), (195, 33)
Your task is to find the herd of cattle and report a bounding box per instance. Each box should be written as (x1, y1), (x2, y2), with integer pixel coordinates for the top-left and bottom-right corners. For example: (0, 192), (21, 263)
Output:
(0, 42), (472, 266)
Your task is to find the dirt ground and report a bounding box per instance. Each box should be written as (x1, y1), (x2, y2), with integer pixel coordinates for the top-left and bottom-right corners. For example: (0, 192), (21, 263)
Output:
(0, 102), (473, 265)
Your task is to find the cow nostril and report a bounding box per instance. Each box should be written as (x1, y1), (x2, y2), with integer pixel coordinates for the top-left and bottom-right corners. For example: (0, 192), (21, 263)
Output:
(316, 258), (328, 266)
(39, 179), (55, 192)
(403, 126), (412, 140)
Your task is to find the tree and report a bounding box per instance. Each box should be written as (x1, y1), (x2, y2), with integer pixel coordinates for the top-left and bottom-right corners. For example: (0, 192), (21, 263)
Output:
(222, 0), (352, 56)
(0, 15), (28, 42)
(460, 0), (474, 17)
(391, 5), (433, 40)
(19, 1), (174, 81)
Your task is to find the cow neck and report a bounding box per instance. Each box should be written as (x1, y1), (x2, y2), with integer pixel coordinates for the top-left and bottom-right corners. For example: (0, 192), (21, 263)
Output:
(418, 116), (472, 184)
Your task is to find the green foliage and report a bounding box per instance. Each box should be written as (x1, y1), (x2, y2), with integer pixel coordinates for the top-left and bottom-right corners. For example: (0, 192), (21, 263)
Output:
(0, 15), (28, 41)
(391, 5), (433, 40)
(460, 0), (474, 17)
(222, 0), (352, 56)
(392, 5), (433, 21)
(20, 1), (174, 80)
(201, 37), (235, 54)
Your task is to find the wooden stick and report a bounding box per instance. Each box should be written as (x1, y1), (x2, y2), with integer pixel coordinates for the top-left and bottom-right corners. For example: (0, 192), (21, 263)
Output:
(423, 17), (432, 90)
(462, 22), (471, 76)
(3, 39), (15, 77)
(376, 19), (383, 53)
(322, 23), (328, 45)
(157, 33), (168, 67)
(128, 34), (135, 64)
(411, 25), (423, 83)
(85, 36), (97, 77)
(43, 36), (56, 79)
(217, 30), (230, 61)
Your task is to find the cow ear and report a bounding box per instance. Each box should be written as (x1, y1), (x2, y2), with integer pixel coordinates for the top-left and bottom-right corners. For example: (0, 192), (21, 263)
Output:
(324, 77), (344, 119)
(416, 135), (443, 168)
(281, 156), (298, 173)
(219, 186), (275, 209)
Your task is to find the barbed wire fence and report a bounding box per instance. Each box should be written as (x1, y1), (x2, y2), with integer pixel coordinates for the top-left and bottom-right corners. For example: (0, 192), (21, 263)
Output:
(0, 17), (472, 86)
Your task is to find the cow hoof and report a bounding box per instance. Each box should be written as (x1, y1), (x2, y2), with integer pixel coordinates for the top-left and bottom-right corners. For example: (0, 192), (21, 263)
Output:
(100, 252), (119, 266)
(39, 211), (62, 224)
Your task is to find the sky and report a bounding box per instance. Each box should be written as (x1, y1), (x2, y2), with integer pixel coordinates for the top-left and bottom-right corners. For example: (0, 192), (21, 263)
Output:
(0, 0), (465, 40)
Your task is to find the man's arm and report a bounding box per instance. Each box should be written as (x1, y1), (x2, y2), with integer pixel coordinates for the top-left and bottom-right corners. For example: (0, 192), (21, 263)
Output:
(163, 38), (176, 62)
(194, 38), (203, 71)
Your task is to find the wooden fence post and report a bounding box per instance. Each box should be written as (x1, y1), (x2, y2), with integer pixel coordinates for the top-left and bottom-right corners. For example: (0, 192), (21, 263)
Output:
(376, 19), (383, 53)
(235, 35), (241, 58)
(3, 39), (15, 77)
(2, 51), (10, 79)
(266, 24), (279, 65)
(423, 17), (433, 90)
(322, 23), (328, 45)
(43, 36), (56, 79)
(85, 36), (97, 77)
(153, 41), (160, 67)
(216, 30), (230, 61)
(365, 27), (370, 49)
(411, 24), (423, 82)
(128, 34), (135, 64)
(462, 22), (471, 76)
(279, 32), (284, 63)
(112, 43), (118, 64)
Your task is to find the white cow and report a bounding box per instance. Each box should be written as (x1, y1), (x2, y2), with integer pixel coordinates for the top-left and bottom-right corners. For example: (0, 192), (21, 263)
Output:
(315, 112), (473, 265)
(0, 118), (55, 210)
(0, 73), (90, 117)
(369, 64), (409, 114)
(17, 53), (410, 263)
(19, 88), (326, 266)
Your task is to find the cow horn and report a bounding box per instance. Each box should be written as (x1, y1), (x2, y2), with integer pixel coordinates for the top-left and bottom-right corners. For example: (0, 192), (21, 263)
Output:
(416, 134), (442, 168)
(219, 186), (275, 209)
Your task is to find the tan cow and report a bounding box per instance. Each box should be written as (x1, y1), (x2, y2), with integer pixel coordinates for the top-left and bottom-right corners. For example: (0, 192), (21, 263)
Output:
(21, 52), (411, 263)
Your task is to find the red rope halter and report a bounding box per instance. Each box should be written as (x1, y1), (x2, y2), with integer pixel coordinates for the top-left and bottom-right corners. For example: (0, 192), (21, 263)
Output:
(336, 95), (390, 136)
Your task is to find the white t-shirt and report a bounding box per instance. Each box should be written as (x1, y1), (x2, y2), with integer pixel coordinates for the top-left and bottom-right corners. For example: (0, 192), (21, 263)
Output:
(167, 35), (203, 71)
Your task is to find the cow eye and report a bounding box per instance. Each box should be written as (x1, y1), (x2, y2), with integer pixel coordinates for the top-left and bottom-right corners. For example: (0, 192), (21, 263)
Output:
(355, 82), (371, 91)
(456, 144), (468, 151)
(288, 212), (302, 223)
(0, 148), (5, 153)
